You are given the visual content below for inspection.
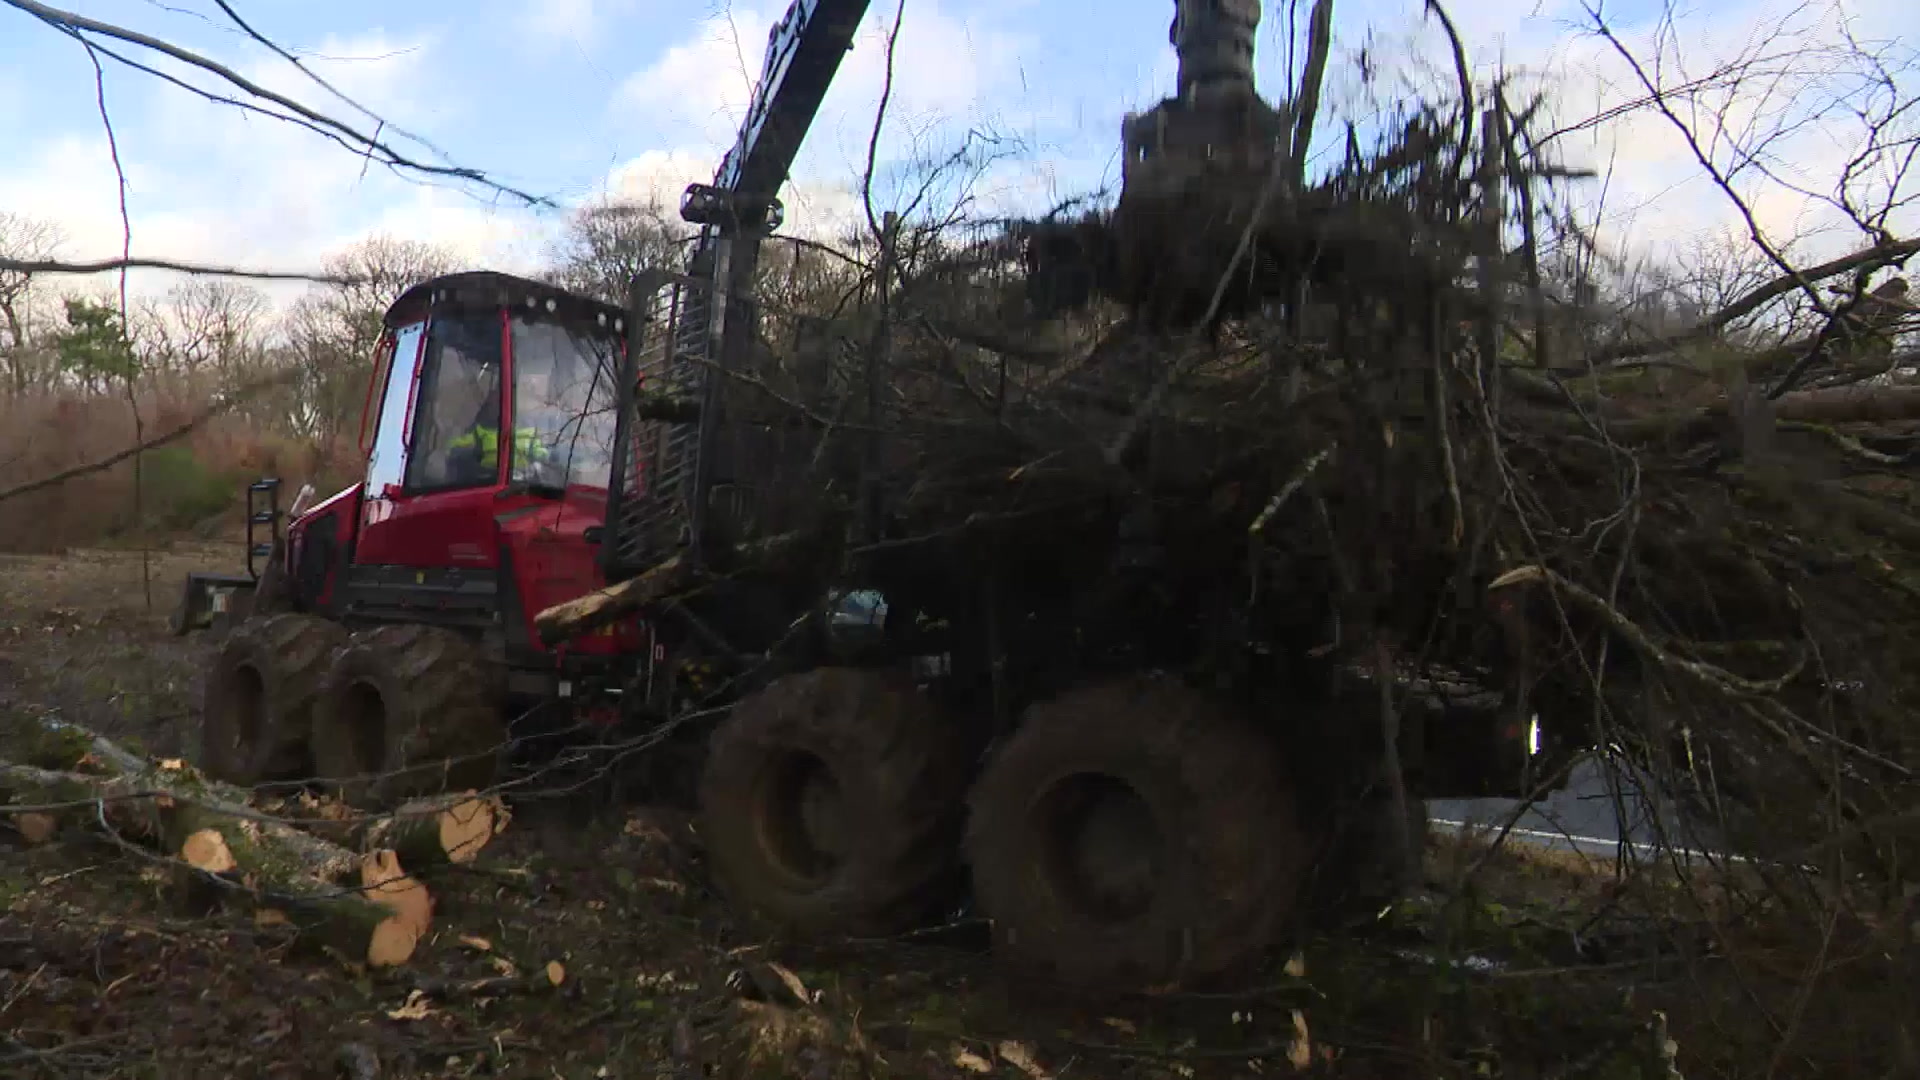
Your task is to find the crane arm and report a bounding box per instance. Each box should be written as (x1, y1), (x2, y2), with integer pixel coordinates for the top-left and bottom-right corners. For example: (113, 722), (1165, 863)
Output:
(679, 0), (873, 247)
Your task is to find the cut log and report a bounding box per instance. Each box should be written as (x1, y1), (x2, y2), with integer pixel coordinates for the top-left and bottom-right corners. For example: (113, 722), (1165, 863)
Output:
(361, 848), (433, 941)
(262, 789), (508, 867)
(362, 793), (507, 867)
(534, 550), (692, 645)
(532, 529), (815, 644)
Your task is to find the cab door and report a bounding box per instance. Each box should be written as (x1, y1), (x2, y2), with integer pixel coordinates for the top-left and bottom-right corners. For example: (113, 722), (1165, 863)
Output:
(351, 310), (509, 571)
(355, 319), (427, 553)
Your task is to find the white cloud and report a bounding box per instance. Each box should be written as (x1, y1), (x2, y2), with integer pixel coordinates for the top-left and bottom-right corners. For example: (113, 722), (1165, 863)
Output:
(610, 0), (1034, 232)
(521, 0), (602, 43)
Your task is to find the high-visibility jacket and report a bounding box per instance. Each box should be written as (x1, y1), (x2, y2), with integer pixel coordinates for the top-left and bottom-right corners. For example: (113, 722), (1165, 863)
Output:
(447, 425), (549, 471)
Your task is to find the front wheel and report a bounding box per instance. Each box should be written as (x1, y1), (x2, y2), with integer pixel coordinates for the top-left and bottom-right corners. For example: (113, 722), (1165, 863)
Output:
(311, 625), (506, 807)
(199, 613), (345, 784)
(965, 674), (1307, 991)
(698, 667), (977, 939)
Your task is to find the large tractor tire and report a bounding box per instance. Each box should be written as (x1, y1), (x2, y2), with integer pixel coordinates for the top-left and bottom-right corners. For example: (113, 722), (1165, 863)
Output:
(311, 624), (506, 808)
(965, 674), (1307, 991)
(698, 667), (978, 939)
(199, 613), (346, 784)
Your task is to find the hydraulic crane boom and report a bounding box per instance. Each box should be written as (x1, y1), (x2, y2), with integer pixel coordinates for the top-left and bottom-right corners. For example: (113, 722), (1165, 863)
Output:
(604, 0), (871, 579)
(680, 0), (872, 265)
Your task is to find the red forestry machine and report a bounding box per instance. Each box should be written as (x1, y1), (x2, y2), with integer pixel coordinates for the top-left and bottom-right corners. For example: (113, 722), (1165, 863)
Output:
(175, 0), (1554, 990)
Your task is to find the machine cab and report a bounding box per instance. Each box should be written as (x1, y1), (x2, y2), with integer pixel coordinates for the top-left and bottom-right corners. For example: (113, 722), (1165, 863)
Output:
(352, 273), (628, 565)
(271, 272), (633, 658)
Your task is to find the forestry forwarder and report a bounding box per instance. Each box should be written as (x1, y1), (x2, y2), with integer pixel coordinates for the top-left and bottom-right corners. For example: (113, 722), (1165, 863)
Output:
(173, 0), (1559, 991)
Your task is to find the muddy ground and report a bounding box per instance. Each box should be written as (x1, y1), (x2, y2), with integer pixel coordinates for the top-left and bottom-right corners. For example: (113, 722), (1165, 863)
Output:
(0, 544), (1905, 1079)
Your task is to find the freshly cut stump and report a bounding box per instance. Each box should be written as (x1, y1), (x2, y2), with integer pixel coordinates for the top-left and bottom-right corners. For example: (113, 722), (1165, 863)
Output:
(699, 667), (978, 939)
(312, 625), (506, 808)
(965, 674), (1307, 991)
(199, 613), (347, 784)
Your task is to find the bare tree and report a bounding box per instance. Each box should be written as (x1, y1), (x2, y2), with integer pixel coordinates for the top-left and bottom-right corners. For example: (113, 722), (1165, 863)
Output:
(146, 279), (272, 384)
(542, 197), (694, 306)
(0, 212), (65, 395)
(279, 235), (456, 451)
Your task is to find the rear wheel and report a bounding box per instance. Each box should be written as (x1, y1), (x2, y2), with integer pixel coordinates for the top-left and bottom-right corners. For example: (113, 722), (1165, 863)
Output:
(698, 667), (977, 939)
(199, 613), (345, 784)
(311, 625), (506, 807)
(965, 674), (1307, 991)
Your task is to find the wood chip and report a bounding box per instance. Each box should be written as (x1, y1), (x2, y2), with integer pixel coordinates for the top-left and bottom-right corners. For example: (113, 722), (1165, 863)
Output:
(385, 990), (433, 1021)
(952, 1046), (993, 1073)
(999, 1040), (1049, 1078)
(1287, 1009), (1313, 1071)
(765, 961), (811, 1005)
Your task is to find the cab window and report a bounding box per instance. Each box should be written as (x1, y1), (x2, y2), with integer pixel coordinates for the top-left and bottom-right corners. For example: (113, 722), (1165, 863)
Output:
(404, 312), (505, 491)
(510, 316), (620, 490)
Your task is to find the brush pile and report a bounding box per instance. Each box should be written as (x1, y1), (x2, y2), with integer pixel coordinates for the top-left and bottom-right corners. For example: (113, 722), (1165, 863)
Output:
(666, 84), (1920, 914)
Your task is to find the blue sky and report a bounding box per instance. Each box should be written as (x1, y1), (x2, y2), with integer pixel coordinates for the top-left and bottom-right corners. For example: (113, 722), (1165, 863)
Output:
(0, 0), (1911, 304)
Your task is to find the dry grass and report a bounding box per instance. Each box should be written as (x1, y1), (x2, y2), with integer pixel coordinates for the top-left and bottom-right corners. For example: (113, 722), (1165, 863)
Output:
(0, 382), (345, 554)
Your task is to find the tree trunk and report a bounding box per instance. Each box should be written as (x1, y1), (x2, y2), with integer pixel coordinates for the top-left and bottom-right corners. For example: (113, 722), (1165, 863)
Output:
(0, 719), (435, 967)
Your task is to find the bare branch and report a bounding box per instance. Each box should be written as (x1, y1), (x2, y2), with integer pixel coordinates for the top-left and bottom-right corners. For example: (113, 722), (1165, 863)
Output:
(1598, 236), (1920, 360)
(0, 254), (358, 285)
(2, 0), (552, 207)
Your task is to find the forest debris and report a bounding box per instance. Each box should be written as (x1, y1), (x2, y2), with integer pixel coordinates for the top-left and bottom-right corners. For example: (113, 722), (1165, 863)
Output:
(10, 810), (57, 845)
(459, 934), (493, 952)
(545, 960), (566, 987)
(265, 790), (507, 867)
(952, 1046), (994, 1073)
(1287, 1010), (1313, 1071)
(336, 1042), (382, 1080)
(999, 1040), (1050, 1078)
(385, 989), (435, 1021)
(0, 718), (437, 968)
(763, 961), (814, 1007)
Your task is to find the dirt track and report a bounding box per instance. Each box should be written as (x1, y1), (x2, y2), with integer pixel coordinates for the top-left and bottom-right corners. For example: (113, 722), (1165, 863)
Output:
(0, 546), (1881, 1079)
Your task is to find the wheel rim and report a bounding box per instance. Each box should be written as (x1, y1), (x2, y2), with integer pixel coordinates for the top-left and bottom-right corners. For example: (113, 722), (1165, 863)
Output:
(1032, 772), (1164, 924)
(340, 679), (388, 779)
(754, 749), (849, 887)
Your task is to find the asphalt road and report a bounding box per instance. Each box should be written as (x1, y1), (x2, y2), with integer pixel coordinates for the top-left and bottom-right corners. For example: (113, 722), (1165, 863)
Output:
(1427, 754), (1725, 860)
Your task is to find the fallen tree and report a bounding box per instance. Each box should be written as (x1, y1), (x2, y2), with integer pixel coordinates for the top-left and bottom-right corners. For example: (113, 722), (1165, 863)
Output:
(1, 717), (436, 967)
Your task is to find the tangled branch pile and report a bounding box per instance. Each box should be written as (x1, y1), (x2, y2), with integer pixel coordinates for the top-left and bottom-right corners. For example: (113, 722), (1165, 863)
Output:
(701, 82), (1920, 920)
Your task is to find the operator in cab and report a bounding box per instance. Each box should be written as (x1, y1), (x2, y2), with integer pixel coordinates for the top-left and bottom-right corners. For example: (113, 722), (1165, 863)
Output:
(445, 381), (549, 483)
